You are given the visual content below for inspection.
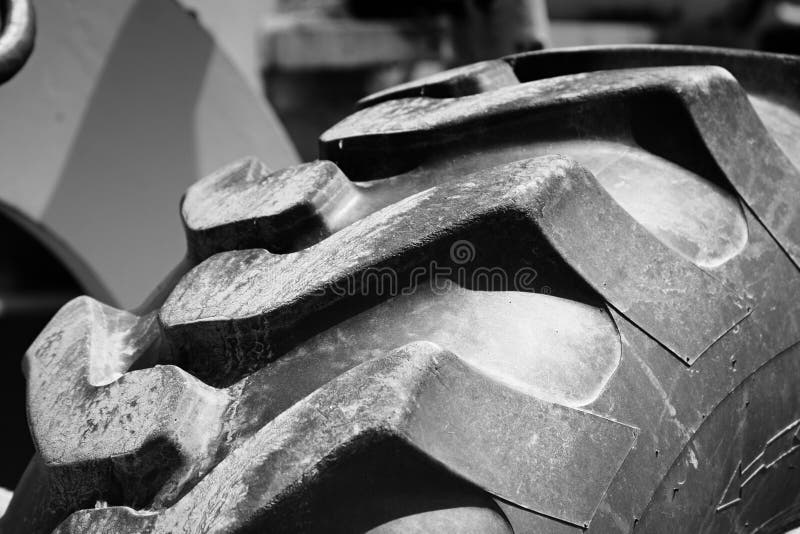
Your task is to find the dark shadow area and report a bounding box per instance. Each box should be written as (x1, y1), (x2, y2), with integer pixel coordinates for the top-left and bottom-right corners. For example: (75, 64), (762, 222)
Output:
(0, 209), (82, 487)
(253, 433), (509, 533)
(629, 91), (733, 192)
(268, 69), (377, 162)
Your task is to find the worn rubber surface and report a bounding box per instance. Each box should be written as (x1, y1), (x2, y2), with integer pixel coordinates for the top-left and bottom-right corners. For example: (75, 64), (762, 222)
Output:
(4, 45), (800, 533)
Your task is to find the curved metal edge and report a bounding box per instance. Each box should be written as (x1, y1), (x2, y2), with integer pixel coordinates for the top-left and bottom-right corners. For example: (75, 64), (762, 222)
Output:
(0, 0), (35, 84)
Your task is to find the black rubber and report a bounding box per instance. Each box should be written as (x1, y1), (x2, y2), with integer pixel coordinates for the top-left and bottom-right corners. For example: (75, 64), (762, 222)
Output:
(3, 45), (800, 534)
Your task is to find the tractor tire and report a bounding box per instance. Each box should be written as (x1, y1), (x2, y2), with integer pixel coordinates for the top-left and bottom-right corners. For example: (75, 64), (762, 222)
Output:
(3, 44), (800, 533)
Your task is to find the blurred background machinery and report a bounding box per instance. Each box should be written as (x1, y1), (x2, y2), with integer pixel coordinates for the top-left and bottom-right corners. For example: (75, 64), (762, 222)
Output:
(186, 0), (800, 160)
(258, 0), (551, 160)
(2, 0), (800, 491)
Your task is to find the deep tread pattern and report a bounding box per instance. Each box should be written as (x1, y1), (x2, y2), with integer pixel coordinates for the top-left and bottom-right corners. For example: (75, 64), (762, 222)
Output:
(182, 158), (358, 260)
(6, 46), (800, 534)
(333, 51), (800, 273)
(357, 59), (519, 109)
(25, 336), (638, 532)
(324, 67), (800, 271)
(163, 156), (747, 380)
(358, 45), (800, 109)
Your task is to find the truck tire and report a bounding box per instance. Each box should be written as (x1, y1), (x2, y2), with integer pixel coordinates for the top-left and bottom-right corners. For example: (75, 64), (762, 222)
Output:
(4, 44), (800, 533)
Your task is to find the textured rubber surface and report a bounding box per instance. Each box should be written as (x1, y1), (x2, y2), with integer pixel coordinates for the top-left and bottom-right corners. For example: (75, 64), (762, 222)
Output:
(4, 45), (800, 533)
